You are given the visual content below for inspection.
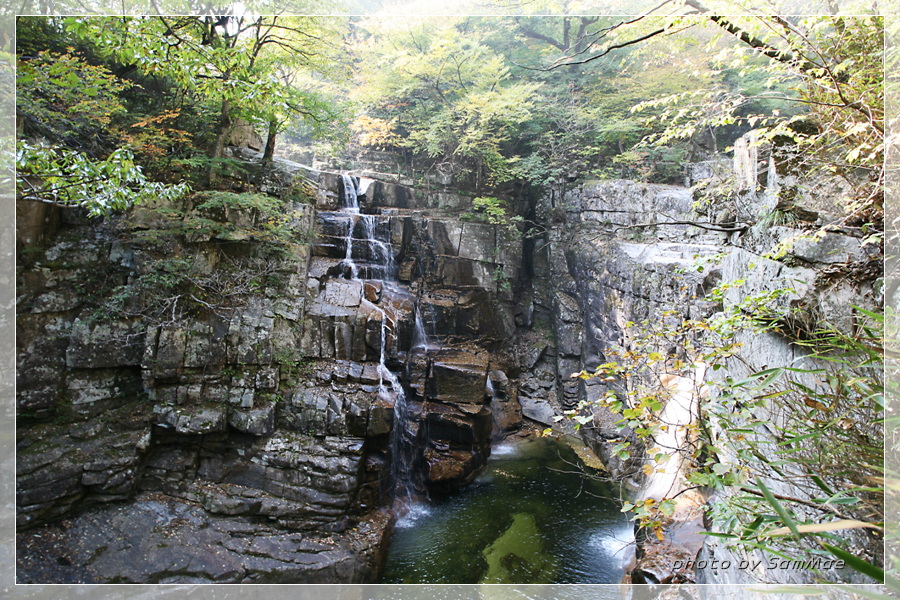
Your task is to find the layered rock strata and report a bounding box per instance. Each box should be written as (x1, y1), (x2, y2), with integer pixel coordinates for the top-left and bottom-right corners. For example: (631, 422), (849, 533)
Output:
(15, 150), (526, 583)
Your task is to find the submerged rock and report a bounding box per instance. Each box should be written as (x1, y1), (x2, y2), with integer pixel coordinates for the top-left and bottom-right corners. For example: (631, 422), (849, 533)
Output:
(481, 513), (556, 584)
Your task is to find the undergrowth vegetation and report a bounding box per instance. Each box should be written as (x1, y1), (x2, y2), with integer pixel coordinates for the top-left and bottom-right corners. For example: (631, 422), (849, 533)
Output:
(565, 273), (886, 582)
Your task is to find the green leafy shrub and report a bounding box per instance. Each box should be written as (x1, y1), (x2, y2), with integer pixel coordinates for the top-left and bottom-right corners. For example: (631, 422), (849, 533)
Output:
(17, 50), (130, 147)
(17, 143), (190, 216)
(462, 196), (524, 239)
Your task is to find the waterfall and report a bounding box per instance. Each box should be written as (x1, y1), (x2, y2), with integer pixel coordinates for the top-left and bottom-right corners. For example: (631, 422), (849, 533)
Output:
(341, 174), (359, 211)
(411, 301), (441, 351)
(360, 215), (395, 280)
(372, 300), (415, 504)
(412, 307), (428, 350)
(639, 363), (706, 501)
(341, 215), (359, 279)
(335, 181), (419, 514)
(339, 174), (360, 280)
(412, 306), (435, 351)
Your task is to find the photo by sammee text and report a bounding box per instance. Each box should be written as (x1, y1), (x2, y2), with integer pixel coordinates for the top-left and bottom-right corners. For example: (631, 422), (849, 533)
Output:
(671, 558), (848, 571)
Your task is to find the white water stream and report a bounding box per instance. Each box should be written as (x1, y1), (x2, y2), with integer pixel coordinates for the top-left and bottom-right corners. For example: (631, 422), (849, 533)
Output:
(338, 174), (417, 510)
(640, 363), (706, 500)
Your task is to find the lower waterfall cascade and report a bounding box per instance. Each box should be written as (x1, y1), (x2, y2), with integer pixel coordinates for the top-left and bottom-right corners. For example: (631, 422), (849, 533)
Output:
(335, 174), (420, 511)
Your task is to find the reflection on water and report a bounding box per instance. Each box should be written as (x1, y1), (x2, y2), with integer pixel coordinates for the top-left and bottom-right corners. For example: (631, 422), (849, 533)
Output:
(378, 436), (634, 584)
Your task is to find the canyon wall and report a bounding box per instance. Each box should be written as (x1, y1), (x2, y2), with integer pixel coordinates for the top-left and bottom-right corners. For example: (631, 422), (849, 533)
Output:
(15, 139), (881, 585)
(528, 149), (881, 585)
(15, 149), (530, 583)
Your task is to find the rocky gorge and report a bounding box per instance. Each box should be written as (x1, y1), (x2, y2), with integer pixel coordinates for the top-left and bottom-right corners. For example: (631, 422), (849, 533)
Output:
(15, 134), (882, 585)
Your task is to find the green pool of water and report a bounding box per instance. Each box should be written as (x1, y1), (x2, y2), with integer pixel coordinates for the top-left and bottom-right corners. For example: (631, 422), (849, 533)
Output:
(378, 436), (634, 584)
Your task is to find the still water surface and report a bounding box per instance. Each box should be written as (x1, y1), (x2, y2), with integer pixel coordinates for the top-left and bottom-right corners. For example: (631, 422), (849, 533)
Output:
(378, 436), (633, 584)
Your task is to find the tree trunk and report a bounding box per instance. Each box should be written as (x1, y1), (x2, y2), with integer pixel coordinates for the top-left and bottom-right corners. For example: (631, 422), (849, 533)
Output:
(687, 136), (699, 163)
(262, 119), (278, 163)
(208, 99), (232, 186)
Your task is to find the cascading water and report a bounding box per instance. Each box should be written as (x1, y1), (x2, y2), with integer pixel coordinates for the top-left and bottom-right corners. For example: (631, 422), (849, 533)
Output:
(640, 363), (706, 500)
(411, 306), (439, 351)
(412, 308), (428, 350)
(360, 214), (395, 280)
(337, 173), (419, 515)
(340, 174), (360, 279)
(341, 173), (359, 211)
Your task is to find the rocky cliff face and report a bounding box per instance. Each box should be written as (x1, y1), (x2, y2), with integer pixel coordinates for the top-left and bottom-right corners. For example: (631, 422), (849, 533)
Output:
(525, 149), (880, 585)
(15, 149), (527, 583)
(16, 178), (392, 583)
(16, 139), (880, 585)
(529, 179), (725, 482)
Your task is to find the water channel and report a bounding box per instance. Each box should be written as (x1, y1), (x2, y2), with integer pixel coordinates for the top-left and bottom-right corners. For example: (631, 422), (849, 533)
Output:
(378, 436), (634, 584)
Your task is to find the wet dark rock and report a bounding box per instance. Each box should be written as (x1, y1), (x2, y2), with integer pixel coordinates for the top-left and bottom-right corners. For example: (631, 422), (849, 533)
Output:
(518, 397), (556, 427)
(65, 320), (145, 369)
(491, 395), (523, 435)
(488, 370), (508, 397)
(16, 493), (391, 584)
(17, 426), (152, 529)
(425, 448), (480, 484)
(155, 405), (227, 435)
(631, 542), (695, 584)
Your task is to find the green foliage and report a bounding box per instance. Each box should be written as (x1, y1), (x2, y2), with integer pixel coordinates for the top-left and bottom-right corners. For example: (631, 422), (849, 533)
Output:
(16, 17), (80, 57)
(127, 191), (307, 248)
(17, 50), (131, 148)
(16, 143), (190, 216)
(511, 90), (607, 189)
(193, 191), (284, 214)
(15, 47), (192, 213)
(121, 108), (198, 184)
(63, 15), (346, 177)
(353, 18), (541, 189)
(273, 347), (313, 386)
(197, 191), (306, 243)
(620, 497), (677, 542)
(633, 15), (884, 233)
(348, 14), (747, 189)
(464, 196), (519, 226)
(607, 146), (687, 184)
